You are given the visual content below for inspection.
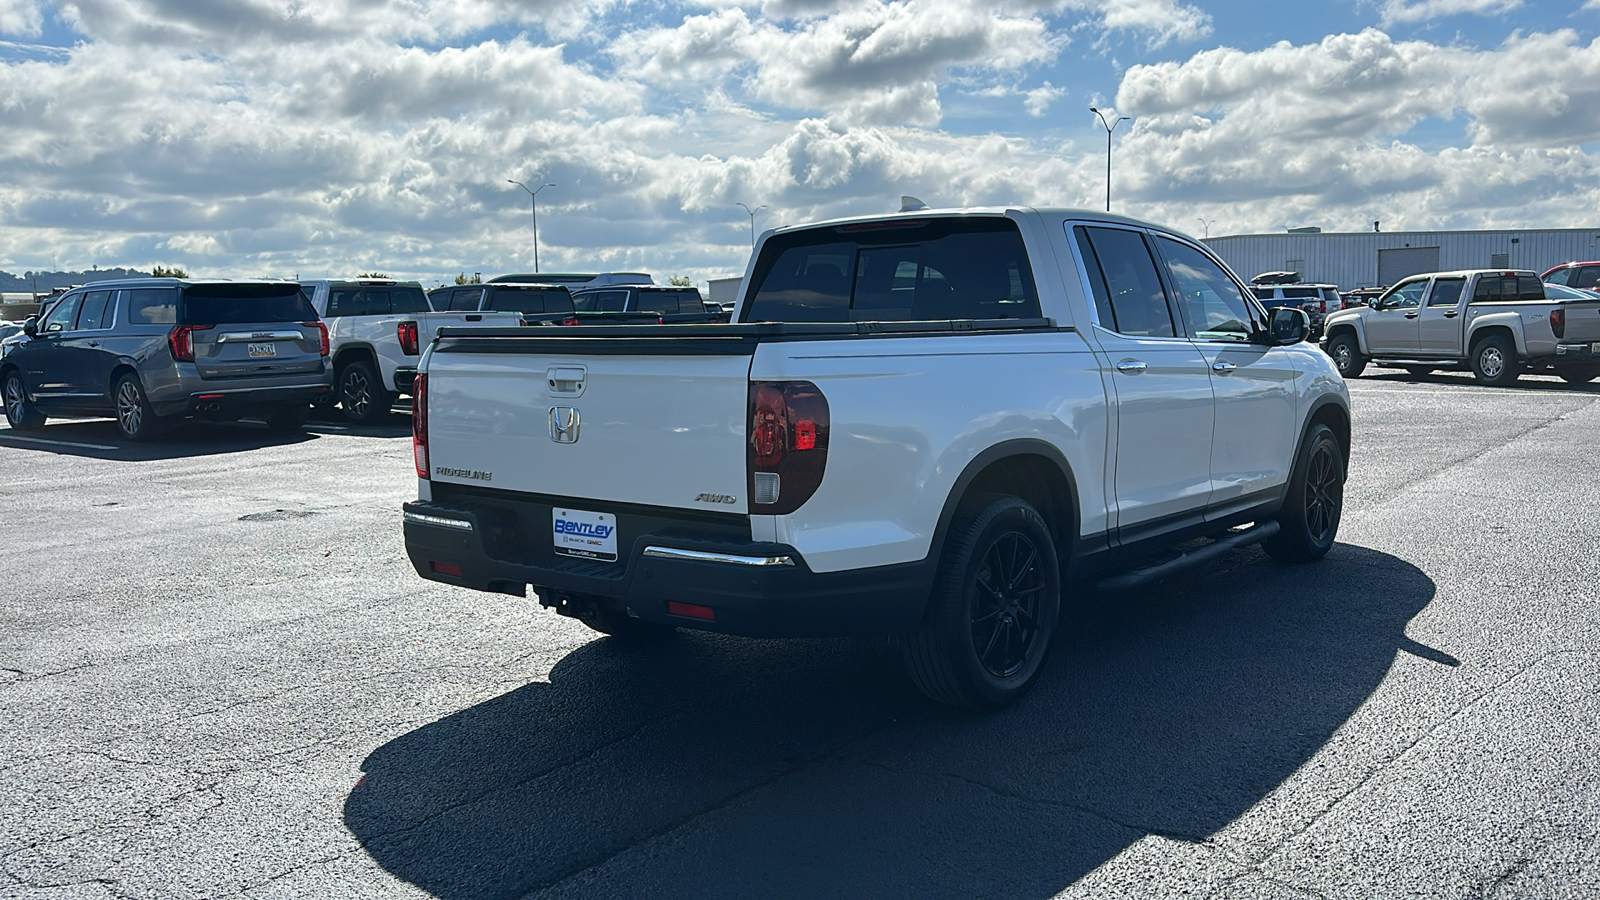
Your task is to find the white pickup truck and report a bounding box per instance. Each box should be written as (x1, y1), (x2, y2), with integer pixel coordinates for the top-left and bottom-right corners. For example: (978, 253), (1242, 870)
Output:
(402, 208), (1352, 708)
(301, 279), (521, 422)
(1320, 270), (1600, 385)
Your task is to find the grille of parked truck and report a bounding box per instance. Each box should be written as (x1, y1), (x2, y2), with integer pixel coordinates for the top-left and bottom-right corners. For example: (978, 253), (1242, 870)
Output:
(1320, 270), (1600, 385)
(401, 208), (1351, 709)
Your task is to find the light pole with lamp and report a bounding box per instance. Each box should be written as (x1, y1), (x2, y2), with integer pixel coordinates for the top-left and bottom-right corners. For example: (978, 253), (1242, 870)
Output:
(1089, 107), (1129, 212)
(1197, 217), (1215, 239)
(737, 202), (766, 248)
(507, 178), (555, 273)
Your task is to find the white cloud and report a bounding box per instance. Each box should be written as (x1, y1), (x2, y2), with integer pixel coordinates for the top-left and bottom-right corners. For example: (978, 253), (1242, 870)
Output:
(1377, 0), (1521, 26)
(1024, 81), (1064, 116)
(0, 0), (44, 35)
(1059, 0), (1211, 47)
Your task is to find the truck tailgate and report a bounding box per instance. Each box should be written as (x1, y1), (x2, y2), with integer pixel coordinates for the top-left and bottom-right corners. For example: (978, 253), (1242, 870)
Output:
(1561, 301), (1600, 343)
(425, 339), (753, 512)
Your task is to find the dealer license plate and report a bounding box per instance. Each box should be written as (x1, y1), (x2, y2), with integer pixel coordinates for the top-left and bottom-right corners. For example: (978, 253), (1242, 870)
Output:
(1591, 342), (1600, 355)
(553, 508), (618, 562)
(247, 342), (277, 358)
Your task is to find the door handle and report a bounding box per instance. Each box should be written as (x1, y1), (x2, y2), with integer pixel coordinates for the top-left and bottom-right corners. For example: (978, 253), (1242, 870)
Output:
(87, 342), (100, 348)
(465, 314), (483, 322)
(1404, 312), (1419, 319)
(1212, 361), (1237, 374)
(1443, 312), (1458, 318)
(1115, 359), (1147, 375)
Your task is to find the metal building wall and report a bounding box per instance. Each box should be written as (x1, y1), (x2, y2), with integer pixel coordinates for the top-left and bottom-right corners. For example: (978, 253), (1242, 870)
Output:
(1203, 229), (1600, 291)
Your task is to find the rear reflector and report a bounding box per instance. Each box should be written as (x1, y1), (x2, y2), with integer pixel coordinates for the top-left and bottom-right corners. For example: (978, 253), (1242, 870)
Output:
(197, 393), (224, 400)
(430, 561), (463, 577)
(667, 601), (715, 621)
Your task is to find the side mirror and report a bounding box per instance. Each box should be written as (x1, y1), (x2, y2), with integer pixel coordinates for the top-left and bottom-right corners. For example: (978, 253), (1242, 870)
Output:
(22, 316), (38, 338)
(1367, 297), (1381, 310)
(1265, 306), (1309, 345)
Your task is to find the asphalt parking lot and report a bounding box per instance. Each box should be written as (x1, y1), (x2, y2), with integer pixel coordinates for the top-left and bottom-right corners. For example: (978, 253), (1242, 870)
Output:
(2, 370), (1598, 900)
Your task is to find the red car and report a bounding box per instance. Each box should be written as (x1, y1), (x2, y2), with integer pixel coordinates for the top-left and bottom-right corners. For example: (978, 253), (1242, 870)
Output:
(1541, 261), (1600, 289)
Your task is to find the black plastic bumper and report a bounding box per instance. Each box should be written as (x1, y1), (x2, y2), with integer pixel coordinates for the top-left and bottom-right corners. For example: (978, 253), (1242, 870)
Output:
(393, 367), (417, 394)
(402, 498), (932, 638)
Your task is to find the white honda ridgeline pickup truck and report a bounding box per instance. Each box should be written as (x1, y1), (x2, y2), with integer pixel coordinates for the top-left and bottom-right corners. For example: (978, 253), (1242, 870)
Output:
(403, 208), (1351, 709)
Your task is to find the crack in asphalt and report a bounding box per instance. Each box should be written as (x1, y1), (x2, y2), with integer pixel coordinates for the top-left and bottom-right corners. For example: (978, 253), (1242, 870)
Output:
(1250, 649), (1598, 872)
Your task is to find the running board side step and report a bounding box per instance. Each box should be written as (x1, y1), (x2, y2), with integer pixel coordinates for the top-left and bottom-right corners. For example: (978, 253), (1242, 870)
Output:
(1095, 521), (1280, 592)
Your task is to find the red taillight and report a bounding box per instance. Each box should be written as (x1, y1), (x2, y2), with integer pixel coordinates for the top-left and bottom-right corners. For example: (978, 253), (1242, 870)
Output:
(747, 381), (829, 515)
(303, 321), (330, 357)
(562, 316), (580, 326)
(166, 324), (212, 362)
(1551, 308), (1566, 340)
(413, 373), (429, 478)
(430, 560), (461, 577)
(398, 320), (420, 355)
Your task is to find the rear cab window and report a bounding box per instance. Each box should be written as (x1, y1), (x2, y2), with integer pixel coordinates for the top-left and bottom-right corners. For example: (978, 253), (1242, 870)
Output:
(326, 283), (430, 317)
(485, 287), (576, 314)
(743, 217), (1040, 323)
(1472, 274), (1545, 303)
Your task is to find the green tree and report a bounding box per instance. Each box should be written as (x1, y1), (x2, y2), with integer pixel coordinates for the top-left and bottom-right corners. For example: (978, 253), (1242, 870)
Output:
(358, 272), (388, 279)
(668, 275), (692, 286)
(454, 272), (483, 284)
(150, 265), (188, 278)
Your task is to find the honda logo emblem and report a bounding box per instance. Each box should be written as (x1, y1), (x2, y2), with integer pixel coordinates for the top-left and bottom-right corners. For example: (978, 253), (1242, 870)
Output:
(549, 406), (580, 443)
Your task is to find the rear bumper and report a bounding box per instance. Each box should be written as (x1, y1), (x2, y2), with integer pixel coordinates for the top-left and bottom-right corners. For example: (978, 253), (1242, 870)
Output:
(1553, 342), (1600, 361)
(393, 366), (417, 394)
(402, 499), (931, 638)
(157, 381), (332, 416)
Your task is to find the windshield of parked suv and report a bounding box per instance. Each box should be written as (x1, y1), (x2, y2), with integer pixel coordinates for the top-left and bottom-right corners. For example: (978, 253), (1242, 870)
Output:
(181, 284), (317, 324)
(743, 218), (1040, 323)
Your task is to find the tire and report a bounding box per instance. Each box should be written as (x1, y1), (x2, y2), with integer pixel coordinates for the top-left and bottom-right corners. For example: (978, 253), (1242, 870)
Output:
(337, 360), (393, 424)
(1558, 368), (1599, 385)
(1470, 335), (1519, 386)
(264, 402), (311, 431)
(2, 370), (45, 430)
(901, 496), (1062, 710)
(1263, 423), (1345, 563)
(113, 373), (166, 442)
(1326, 333), (1366, 378)
(575, 603), (676, 642)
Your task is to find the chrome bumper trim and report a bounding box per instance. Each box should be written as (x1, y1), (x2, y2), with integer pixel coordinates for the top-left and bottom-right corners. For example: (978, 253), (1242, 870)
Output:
(403, 511), (475, 532)
(642, 546), (795, 567)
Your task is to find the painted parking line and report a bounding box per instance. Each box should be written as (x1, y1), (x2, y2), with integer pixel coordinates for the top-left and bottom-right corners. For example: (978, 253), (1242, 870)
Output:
(0, 434), (121, 451)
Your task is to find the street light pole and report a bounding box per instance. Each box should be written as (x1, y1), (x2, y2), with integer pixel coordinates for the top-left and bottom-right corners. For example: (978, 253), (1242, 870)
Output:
(1197, 217), (1215, 238)
(1089, 107), (1130, 213)
(736, 202), (766, 248)
(508, 179), (555, 273)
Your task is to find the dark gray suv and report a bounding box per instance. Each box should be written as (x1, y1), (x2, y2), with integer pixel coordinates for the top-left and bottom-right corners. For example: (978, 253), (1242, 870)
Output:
(0, 278), (331, 440)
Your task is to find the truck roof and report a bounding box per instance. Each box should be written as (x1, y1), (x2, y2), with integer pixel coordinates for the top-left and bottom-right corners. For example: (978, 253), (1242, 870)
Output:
(767, 206), (1185, 239)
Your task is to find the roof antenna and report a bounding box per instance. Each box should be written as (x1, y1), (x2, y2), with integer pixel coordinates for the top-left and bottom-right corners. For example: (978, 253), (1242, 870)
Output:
(900, 195), (929, 212)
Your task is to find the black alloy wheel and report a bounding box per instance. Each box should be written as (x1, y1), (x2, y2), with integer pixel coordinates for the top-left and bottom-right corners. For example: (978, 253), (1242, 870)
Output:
(339, 360), (393, 424)
(969, 530), (1048, 679)
(902, 495), (1062, 709)
(1263, 423), (1344, 562)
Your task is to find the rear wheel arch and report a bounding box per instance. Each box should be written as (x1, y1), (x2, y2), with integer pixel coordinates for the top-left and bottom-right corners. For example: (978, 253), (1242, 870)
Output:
(930, 441), (1081, 574)
(1467, 324), (1519, 358)
(106, 363), (139, 397)
(333, 344), (380, 373)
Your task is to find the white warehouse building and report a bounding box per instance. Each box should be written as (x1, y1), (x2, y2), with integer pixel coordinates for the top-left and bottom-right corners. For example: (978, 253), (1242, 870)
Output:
(1203, 228), (1600, 291)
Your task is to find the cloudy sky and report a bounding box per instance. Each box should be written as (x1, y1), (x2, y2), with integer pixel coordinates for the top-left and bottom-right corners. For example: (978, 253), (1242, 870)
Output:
(2, 0), (1599, 287)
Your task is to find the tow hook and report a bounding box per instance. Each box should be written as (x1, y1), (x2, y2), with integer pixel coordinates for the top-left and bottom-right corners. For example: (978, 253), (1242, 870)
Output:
(541, 591), (598, 621)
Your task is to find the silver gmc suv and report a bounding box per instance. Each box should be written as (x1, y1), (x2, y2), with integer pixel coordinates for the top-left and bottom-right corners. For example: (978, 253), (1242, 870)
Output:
(0, 278), (331, 440)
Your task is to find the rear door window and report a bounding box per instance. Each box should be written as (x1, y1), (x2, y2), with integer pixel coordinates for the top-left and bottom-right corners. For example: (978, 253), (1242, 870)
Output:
(744, 218), (1039, 322)
(1075, 226), (1176, 337)
(1573, 267), (1600, 289)
(180, 284), (317, 324)
(447, 288), (483, 311)
(1546, 268), (1572, 286)
(1427, 278), (1466, 307)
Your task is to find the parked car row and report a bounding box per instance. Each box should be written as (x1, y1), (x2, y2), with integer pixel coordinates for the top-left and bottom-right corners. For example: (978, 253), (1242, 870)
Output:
(0, 270), (735, 435)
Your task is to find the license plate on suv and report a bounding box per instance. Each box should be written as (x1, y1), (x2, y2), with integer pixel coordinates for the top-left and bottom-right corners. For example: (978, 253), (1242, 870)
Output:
(553, 508), (618, 562)
(247, 342), (277, 358)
